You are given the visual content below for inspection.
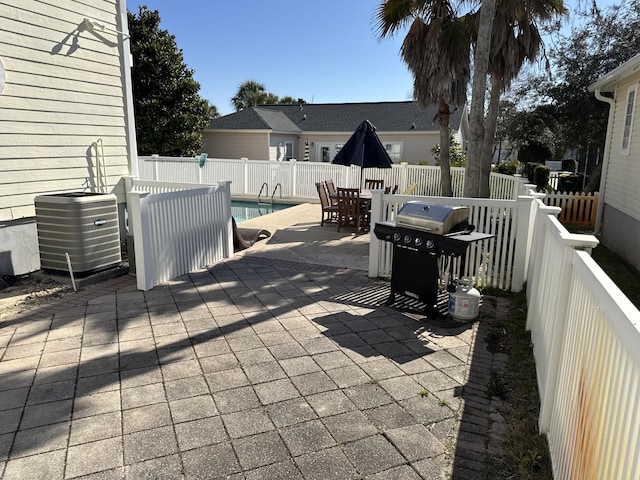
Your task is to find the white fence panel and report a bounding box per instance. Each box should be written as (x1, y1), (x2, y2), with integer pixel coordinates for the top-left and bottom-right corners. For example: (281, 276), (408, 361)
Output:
(200, 158), (247, 194)
(544, 252), (640, 479)
(489, 172), (520, 199)
(368, 192), (526, 291)
(523, 195), (640, 480)
(127, 180), (232, 291)
(137, 156), (521, 201)
(293, 162), (356, 198)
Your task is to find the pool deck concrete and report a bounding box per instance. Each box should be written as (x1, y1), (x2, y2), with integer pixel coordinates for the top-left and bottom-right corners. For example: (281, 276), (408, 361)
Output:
(0, 204), (509, 479)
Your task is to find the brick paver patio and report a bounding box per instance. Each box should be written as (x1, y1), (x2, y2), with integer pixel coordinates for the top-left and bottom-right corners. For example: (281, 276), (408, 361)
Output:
(0, 256), (507, 479)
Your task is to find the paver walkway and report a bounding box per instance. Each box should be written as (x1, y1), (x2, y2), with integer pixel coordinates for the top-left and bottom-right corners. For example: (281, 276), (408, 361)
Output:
(0, 256), (508, 479)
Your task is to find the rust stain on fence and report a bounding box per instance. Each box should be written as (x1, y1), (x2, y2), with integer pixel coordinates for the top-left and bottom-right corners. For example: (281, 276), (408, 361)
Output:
(545, 192), (599, 228)
(570, 369), (599, 479)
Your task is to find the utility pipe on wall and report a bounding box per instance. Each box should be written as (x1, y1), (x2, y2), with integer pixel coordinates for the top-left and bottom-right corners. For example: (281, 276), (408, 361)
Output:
(592, 88), (616, 236)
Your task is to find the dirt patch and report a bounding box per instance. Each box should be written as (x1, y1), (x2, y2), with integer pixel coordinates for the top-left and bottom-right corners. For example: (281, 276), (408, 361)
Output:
(0, 275), (74, 322)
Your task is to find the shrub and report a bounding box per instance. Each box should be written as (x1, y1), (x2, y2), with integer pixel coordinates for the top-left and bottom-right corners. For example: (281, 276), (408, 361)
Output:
(431, 137), (467, 167)
(533, 165), (551, 192)
(493, 160), (520, 175)
(523, 162), (542, 183)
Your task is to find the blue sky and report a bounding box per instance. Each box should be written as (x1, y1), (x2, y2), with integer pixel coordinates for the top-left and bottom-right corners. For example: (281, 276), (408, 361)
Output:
(126, 0), (619, 117)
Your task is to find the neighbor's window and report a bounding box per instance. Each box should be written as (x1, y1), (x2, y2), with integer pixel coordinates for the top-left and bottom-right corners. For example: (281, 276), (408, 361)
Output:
(384, 142), (402, 160)
(621, 83), (637, 155)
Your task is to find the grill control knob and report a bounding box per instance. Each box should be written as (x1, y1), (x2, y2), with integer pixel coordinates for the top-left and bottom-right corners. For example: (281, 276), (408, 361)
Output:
(425, 239), (435, 250)
(414, 237), (423, 247)
(403, 234), (412, 244)
(393, 232), (402, 242)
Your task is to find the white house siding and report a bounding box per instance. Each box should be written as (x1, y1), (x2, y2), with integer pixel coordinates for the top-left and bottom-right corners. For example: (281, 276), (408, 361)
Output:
(0, 0), (130, 221)
(599, 72), (640, 271)
(201, 131), (269, 160)
(602, 74), (640, 222)
(288, 132), (441, 165)
(377, 132), (441, 165)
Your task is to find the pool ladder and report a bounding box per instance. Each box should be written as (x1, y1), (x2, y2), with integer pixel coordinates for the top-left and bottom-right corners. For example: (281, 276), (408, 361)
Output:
(258, 182), (282, 206)
(271, 183), (281, 204)
(258, 183), (269, 205)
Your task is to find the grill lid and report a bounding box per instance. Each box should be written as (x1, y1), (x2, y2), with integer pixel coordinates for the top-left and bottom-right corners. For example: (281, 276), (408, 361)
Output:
(396, 202), (469, 235)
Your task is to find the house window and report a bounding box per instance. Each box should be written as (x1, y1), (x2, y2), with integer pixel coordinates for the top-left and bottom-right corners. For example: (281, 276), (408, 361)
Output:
(384, 142), (402, 161)
(621, 83), (637, 156)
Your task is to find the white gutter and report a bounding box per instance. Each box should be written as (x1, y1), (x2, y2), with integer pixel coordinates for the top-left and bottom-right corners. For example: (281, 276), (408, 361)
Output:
(118, 0), (139, 178)
(592, 87), (615, 235)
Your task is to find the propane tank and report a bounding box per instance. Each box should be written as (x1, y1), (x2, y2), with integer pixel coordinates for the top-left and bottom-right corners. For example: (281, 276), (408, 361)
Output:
(448, 278), (481, 322)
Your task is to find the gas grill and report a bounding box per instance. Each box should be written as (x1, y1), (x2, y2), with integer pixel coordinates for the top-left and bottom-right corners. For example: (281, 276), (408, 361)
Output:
(374, 202), (493, 318)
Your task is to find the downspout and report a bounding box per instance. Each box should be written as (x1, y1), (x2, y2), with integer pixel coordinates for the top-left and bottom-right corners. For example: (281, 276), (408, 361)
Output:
(118, 0), (139, 178)
(592, 88), (615, 236)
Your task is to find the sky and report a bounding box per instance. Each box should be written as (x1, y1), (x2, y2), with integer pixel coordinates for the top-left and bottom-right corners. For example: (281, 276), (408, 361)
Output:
(126, 0), (620, 117)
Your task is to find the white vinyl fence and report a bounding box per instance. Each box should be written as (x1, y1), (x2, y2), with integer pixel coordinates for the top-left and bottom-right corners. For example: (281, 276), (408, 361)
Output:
(525, 199), (640, 480)
(137, 156), (521, 201)
(368, 190), (534, 291)
(126, 178), (233, 291)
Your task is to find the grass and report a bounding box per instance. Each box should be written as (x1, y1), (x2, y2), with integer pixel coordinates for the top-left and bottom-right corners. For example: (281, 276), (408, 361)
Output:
(481, 236), (638, 479)
(591, 243), (640, 309)
(484, 291), (554, 480)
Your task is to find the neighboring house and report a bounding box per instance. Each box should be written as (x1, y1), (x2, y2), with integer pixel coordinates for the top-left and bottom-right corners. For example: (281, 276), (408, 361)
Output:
(202, 102), (468, 165)
(0, 0), (136, 275)
(589, 52), (640, 271)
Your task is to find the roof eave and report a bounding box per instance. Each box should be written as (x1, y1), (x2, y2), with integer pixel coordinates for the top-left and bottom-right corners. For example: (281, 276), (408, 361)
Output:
(204, 128), (272, 133)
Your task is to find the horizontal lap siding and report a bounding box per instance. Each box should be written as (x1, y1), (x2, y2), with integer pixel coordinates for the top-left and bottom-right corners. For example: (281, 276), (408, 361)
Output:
(0, 0), (129, 221)
(604, 74), (640, 222)
(201, 132), (269, 160)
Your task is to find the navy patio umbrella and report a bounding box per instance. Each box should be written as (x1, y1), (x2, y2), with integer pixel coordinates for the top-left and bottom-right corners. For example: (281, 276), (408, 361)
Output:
(332, 120), (393, 188)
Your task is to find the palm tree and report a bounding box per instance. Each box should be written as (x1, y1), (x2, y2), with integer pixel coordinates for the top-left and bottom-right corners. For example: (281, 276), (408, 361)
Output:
(471, 0), (567, 197)
(231, 80), (279, 111)
(376, 0), (470, 197)
(463, 0), (497, 198)
(208, 104), (220, 119)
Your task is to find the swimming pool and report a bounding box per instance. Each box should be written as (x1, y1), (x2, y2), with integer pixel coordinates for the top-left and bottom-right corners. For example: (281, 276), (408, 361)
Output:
(231, 200), (296, 223)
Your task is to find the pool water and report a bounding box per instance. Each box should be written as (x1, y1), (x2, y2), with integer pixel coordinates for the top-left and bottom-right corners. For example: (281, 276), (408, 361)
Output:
(231, 200), (296, 223)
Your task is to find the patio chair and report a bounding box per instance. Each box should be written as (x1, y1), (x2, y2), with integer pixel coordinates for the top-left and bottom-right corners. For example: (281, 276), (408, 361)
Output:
(232, 217), (271, 252)
(364, 179), (384, 190)
(325, 179), (339, 206)
(337, 187), (368, 233)
(316, 182), (339, 226)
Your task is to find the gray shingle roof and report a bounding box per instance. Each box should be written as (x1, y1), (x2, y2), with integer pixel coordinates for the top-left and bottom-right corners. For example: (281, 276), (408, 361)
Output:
(207, 101), (464, 133)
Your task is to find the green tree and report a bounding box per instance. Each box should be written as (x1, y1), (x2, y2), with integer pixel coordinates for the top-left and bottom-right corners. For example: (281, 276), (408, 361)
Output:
(505, 0), (640, 188)
(231, 80), (275, 110)
(209, 104), (220, 119)
(231, 81), (306, 110)
(376, 0), (471, 197)
(278, 96), (307, 105)
(431, 136), (467, 167)
(128, 6), (210, 156)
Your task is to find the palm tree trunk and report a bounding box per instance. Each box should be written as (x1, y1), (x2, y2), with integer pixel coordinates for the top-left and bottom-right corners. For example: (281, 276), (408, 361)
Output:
(437, 101), (453, 197)
(463, 0), (497, 198)
(479, 76), (502, 198)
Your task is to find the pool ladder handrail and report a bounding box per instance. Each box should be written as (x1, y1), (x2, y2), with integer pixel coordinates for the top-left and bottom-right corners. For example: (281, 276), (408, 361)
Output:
(271, 183), (281, 204)
(258, 182), (269, 205)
